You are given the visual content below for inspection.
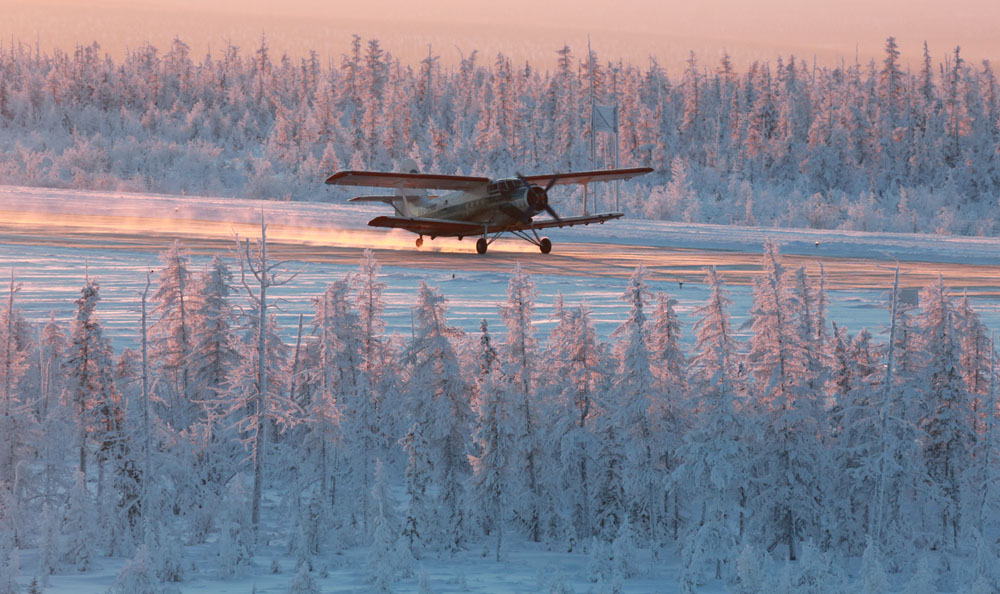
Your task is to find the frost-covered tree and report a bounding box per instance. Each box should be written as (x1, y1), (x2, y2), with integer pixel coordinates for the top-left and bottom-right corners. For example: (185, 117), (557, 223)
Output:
(36, 503), (59, 583)
(62, 471), (96, 572)
(956, 292), (992, 412)
(827, 327), (885, 551)
(860, 538), (889, 594)
(405, 282), (471, 552)
(0, 273), (33, 517)
(366, 459), (411, 591)
(286, 564), (321, 594)
(542, 301), (607, 543)
(744, 239), (824, 560)
(232, 215), (298, 532)
(969, 336), (999, 542)
(0, 491), (20, 594)
(869, 267), (925, 553)
(180, 256), (239, 542)
(400, 422), (432, 559)
(354, 250), (400, 458)
(65, 280), (121, 480)
(591, 416), (625, 544)
(300, 283), (345, 520)
(150, 242), (195, 430)
(215, 479), (254, 577)
(468, 320), (516, 560)
(674, 267), (748, 582)
(63, 278), (137, 556)
(903, 556), (936, 594)
(917, 277), (975, 547)
(189, 255), (237, 414)
(109, 545), (161, 594)
(38, 313), (68, 426)
(312, 277), (375, 536)
(498, 264), (541, 541)
(605, 267), (662, 541)
(646, 289), (687, 540)
(648, 291), (685, 395)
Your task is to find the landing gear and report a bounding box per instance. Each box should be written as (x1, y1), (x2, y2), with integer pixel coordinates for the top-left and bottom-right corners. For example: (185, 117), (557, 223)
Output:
(415, 236), (423, 248)
(476, 237), (488, 254)
(539, 237), (552, 254)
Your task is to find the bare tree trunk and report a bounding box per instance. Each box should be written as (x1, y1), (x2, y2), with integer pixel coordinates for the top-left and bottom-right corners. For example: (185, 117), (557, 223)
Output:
(252, 225), (268, 533)
(786, 507), (796, 561)
(288, 313), (304, 404)
(237, 213), (297, 535)
(1, 271), (15, 483)
(140, 273), (152, 542)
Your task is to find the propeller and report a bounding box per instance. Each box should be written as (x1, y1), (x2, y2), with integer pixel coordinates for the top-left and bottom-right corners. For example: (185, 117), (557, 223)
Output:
(515, 172), (562, 222)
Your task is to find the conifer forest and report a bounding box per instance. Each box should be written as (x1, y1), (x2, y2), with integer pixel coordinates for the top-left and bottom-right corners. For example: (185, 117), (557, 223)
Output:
(0, 36), (998, 234)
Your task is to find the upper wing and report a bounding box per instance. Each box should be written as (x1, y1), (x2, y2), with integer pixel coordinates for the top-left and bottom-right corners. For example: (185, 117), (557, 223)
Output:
(367, 216), (483, 236)
(521, 167), (653, 187)
(326, 170), (489, 191)
(518, 212), (624, 231)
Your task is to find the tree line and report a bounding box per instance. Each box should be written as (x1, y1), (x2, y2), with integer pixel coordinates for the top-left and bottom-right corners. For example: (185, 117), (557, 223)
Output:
(0, 36), (998, 235)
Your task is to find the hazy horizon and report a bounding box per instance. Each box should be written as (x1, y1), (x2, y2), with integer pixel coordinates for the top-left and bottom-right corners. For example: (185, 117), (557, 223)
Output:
(4, 0), (999, 74)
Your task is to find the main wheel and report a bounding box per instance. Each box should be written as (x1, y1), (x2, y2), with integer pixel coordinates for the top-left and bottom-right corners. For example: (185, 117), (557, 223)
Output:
(539, 237), (552, 254)
(415, 236), (424, 248)
(476, 237), (488, 255)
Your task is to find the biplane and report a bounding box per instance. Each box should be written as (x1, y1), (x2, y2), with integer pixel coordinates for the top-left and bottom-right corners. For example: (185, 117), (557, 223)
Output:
(325, 161), (652, 254)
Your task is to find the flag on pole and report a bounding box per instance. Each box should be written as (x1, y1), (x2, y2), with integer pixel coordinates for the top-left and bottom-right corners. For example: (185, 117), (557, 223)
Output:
(593, 104), (618, 133)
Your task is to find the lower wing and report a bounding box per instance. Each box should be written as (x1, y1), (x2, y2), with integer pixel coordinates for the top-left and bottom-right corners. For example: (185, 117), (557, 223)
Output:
(368, 213), (624, 236)
(367, 216), (483, 237)
(514, 212), (624, 231)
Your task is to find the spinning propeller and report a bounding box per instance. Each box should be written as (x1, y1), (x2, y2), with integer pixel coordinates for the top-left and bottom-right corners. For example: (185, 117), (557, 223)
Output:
(516, 173), (562, 223)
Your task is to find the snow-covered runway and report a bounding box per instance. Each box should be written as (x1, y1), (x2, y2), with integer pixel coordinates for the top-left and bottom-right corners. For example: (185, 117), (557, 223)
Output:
(1, 184), (998, 345)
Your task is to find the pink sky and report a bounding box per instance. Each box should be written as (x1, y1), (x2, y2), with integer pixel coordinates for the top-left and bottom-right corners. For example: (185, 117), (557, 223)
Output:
(4, 0), (998, 73)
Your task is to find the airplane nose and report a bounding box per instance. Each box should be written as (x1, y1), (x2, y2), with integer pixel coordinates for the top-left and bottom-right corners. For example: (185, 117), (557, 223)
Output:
(527, 186), (548, 211)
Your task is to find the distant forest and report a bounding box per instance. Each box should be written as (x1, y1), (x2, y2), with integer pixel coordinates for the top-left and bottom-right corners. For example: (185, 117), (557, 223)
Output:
(0, 36), (998, 234)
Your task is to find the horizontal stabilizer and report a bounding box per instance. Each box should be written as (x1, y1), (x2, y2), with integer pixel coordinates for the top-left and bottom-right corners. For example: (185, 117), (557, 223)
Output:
(327, 170), (489, 191)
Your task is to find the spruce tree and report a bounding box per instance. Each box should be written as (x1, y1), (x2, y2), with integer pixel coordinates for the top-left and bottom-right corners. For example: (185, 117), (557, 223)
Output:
(468, 320), (516, 561)
(917, 277), (975, 547)
(498, 264), (541, 542)
(744, 240), (824, 561)
(406, 282), (471, 553)
(606, 267), (662, 541)
(674, 266), (748, 582)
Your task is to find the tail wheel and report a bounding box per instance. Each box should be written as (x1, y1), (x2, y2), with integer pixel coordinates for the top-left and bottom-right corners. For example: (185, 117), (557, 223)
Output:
(539, 237), (552, 254)
(476, 237), (488, 255)
(415, 236), (424, 248)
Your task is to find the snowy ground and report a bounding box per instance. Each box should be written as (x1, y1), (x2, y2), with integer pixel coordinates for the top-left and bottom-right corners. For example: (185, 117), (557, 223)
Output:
(1, 184), (998, 348)
(22, 525), (681, 594)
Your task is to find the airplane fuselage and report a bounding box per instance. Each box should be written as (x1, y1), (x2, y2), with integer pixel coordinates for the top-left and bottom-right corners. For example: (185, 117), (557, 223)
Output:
(397, 178), (541, 233)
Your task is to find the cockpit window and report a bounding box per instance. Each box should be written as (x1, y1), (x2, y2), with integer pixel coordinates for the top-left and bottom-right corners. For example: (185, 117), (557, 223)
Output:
(487, 179), (522, 194)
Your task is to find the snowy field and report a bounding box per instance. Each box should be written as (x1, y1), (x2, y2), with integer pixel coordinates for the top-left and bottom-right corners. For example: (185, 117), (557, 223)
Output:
(1, 184), (998, 348)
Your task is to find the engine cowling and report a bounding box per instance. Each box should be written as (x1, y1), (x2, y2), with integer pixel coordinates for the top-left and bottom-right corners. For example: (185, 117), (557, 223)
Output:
(516, 184), (548, 214)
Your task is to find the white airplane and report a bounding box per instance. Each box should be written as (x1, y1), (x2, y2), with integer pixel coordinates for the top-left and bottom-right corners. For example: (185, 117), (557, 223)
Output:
(325, 160), (652, 254)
